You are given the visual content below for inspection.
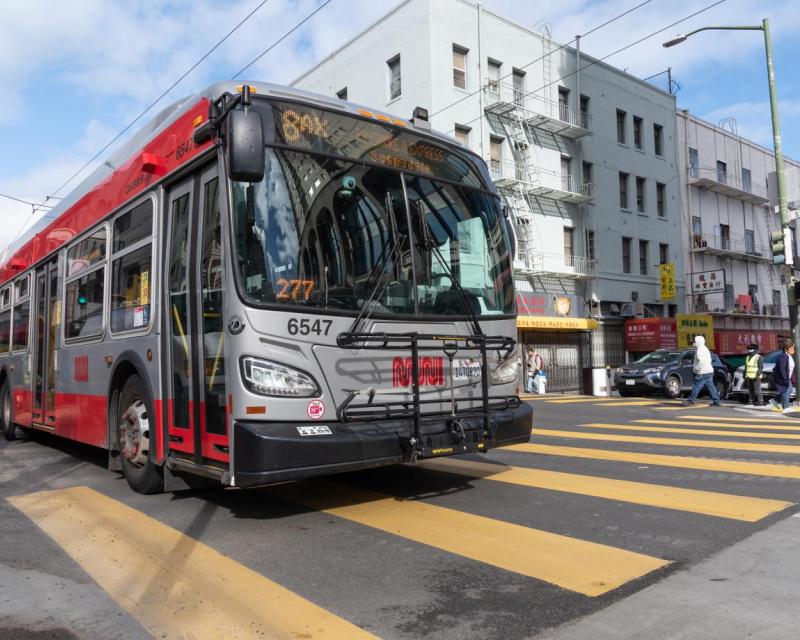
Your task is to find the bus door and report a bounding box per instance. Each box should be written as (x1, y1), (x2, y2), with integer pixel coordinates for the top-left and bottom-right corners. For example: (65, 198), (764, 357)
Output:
(164, 164), (228, 464)
(32, 259), (58, 428)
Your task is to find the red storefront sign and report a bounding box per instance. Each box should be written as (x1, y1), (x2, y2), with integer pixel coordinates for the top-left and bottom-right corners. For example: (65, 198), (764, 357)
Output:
(624, 318), (677, 352)
(714, 330), (780, 355)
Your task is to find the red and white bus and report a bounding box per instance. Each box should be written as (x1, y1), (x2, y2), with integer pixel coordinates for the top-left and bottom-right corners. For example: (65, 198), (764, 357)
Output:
(0, 82), (531, 493)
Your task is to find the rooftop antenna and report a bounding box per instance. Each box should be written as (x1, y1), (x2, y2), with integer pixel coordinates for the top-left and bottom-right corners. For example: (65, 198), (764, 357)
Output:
(719, 117), (738, 135)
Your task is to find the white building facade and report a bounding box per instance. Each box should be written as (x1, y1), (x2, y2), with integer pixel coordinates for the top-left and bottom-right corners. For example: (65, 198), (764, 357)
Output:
(677, 111), (800, 360)
(292, 0), (685, 392)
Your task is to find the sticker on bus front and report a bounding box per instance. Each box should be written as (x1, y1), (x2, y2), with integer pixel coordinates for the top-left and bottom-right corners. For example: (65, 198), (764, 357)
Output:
(307, 399), (325, 420)
(297, 425), (333, 436)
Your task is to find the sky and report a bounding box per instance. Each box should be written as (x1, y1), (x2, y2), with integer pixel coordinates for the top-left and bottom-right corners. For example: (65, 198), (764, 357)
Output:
(1, 0), (798, 253)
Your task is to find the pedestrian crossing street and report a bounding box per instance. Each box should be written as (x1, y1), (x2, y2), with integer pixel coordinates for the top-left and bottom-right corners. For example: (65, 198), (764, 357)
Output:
(8, 399), (800, 639)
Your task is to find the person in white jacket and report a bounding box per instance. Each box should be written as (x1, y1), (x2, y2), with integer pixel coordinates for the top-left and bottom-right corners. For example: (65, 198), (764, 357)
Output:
(684, 335), (722, 406)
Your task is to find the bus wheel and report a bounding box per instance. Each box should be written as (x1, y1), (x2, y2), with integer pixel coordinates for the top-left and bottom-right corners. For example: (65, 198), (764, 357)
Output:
(117, 375), (163, 494)
(1, 381), (16, 441)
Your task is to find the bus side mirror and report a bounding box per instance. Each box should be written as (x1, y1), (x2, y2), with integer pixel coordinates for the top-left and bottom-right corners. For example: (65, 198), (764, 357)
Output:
(227, 109), (265, 183)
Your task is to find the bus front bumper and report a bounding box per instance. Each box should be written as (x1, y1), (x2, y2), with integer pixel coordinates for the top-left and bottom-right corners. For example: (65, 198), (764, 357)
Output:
(231, 402), (532, 487)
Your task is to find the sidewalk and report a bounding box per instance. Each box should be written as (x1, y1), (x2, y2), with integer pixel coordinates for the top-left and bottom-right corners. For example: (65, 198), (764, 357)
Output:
(537, 514), (800, 639)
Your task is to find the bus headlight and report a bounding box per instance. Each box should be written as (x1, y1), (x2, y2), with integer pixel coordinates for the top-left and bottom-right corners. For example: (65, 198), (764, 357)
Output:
(491, 347), (518, 385)
(240, 356), (320, 397)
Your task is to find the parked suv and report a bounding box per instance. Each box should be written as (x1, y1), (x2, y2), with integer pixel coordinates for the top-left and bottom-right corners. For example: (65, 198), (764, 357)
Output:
(615, 348), (731, 399)
(728, 349), (797, 403)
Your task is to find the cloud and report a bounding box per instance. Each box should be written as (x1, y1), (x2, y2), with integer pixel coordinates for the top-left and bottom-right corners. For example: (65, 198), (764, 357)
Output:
(701, 99), (800, 149)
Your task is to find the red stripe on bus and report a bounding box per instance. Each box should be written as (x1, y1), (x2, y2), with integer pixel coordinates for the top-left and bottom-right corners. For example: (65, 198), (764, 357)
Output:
(54, 392), (106, 448)
(198, 401), (229, 463)
(12, 387), (33, 428)
(153, 398), (164, 463)
(0, 99), (212, 285)
(167, 399), (194, 454)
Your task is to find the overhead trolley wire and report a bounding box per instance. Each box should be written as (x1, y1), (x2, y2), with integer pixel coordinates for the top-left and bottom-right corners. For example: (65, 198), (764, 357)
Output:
(2, 0), (275, 255)
(429, 0), (654, 119)
(444, 0), (728, 135)
(46, 0), (274, 203)
(231, 0), (337, 78)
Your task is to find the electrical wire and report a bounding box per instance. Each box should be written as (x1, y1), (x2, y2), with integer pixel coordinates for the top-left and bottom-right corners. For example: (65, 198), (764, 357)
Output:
(46, 0), (273, 203)
(0, 192), (52, 209)
(231, 0), (336, 78)
(429, 0), (654, 119)
(445, 0), (728, 135)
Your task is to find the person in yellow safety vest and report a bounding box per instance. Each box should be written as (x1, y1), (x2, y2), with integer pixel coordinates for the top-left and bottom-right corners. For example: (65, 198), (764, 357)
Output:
(744, 343), (765, 407)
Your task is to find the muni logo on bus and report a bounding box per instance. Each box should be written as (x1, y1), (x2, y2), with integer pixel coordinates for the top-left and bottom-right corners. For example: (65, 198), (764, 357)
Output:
(391, 356), (444, 388)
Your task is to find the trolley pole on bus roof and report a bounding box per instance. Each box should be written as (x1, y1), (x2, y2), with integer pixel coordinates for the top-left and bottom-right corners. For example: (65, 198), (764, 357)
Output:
(664, 18), (799, 402)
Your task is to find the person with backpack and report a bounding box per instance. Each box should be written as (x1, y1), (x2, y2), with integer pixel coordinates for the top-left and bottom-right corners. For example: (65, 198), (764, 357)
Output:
(744, 343), (765, 407)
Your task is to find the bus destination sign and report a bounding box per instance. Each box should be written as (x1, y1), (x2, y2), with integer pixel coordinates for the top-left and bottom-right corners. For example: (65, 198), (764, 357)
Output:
(269, 101), (482, 187)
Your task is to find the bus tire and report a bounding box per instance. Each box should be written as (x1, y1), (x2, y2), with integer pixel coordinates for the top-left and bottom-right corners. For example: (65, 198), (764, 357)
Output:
(1, 381), (16, 441)
(117, 375), (163, 494)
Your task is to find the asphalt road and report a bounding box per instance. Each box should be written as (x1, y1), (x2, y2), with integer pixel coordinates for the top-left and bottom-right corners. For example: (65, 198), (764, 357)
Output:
(2, 395), (800, 639)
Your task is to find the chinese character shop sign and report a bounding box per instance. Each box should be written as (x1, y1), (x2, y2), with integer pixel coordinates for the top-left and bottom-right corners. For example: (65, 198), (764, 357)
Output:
(659, 263), (675, 301)
(676, 313), (715, 349)
(625, 318), (677, 352)
(690, 269), (725, 295)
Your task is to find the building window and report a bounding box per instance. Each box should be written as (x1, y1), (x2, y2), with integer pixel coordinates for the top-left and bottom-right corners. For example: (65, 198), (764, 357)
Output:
(636, 176), (646, 212)
(659, 243), (669, 264)
(772, 289), (782, 314)
(587, 230), (596, 261)
(656, 182), (666, 217)
(716, 160), (727, 184)
(639, 240), (648, 275)
(745, 229), (755, 254)
(453, 45), (468, 89)
(616, 109), (627, 144)
(512, 69), (525, 106)
(622, 237), (632, 273)
(633, 116), (643, 149)
(689, 147), (698, 177)
(692, 216), (702, 236)
(619, 172), (629, 209)
(563, 227), (574, 266)
(561, 156), (572, 191)
(724, 284), (735, 310)
(487, 59), (501, 92)
(336, 87), (347, 100)
(489, 136), (503, 174)
(580, 94), (590, 129)
(582, 161), (593, 188)
(558, 87), (570, 122)
(742, 167), (752, 192)
(719, 224), (730, 250)
(454, 125), (470, 146)
(653, 124), (663, 156)
(387, 55), (401, 100)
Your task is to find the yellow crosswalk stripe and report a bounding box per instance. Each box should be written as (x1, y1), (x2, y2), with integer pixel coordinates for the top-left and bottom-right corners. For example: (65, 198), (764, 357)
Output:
(544, 397), (623, 404)
(507, 443), (800, 479)
(634, 419), (800, 433)
(654, 404), (711, 411)
(582, 423), (800, 441)
(532, 428), (800, 454)
(9, 487), (376, 640)
(682, 414), (799, 423)
(273, 482), (668, 597)
(419, 458), (792, 522)
(596, 400), (659, 407)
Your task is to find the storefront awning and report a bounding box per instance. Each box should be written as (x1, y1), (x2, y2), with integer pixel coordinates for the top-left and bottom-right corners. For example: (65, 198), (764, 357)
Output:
(517, 316), (599, 330)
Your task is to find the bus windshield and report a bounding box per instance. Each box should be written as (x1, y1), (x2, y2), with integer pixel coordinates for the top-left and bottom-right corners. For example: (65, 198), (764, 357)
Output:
(231, 147), (514, 317)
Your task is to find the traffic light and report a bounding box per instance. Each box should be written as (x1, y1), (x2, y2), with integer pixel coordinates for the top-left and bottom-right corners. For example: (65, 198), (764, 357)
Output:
(770, 227), (794, 266)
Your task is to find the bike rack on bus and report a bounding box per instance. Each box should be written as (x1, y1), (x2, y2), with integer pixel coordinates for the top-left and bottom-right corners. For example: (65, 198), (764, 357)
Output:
(336, 331), (521, 459)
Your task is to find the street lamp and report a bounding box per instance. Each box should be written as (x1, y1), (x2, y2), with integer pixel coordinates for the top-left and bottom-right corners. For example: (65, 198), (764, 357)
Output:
(663, 19), (797, 391)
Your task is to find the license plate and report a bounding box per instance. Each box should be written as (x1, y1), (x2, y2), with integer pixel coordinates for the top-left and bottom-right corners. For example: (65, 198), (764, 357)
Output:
(625, 379), (636, 385)
(453, 358), (482, 380)
(296, 425), (332, 436)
